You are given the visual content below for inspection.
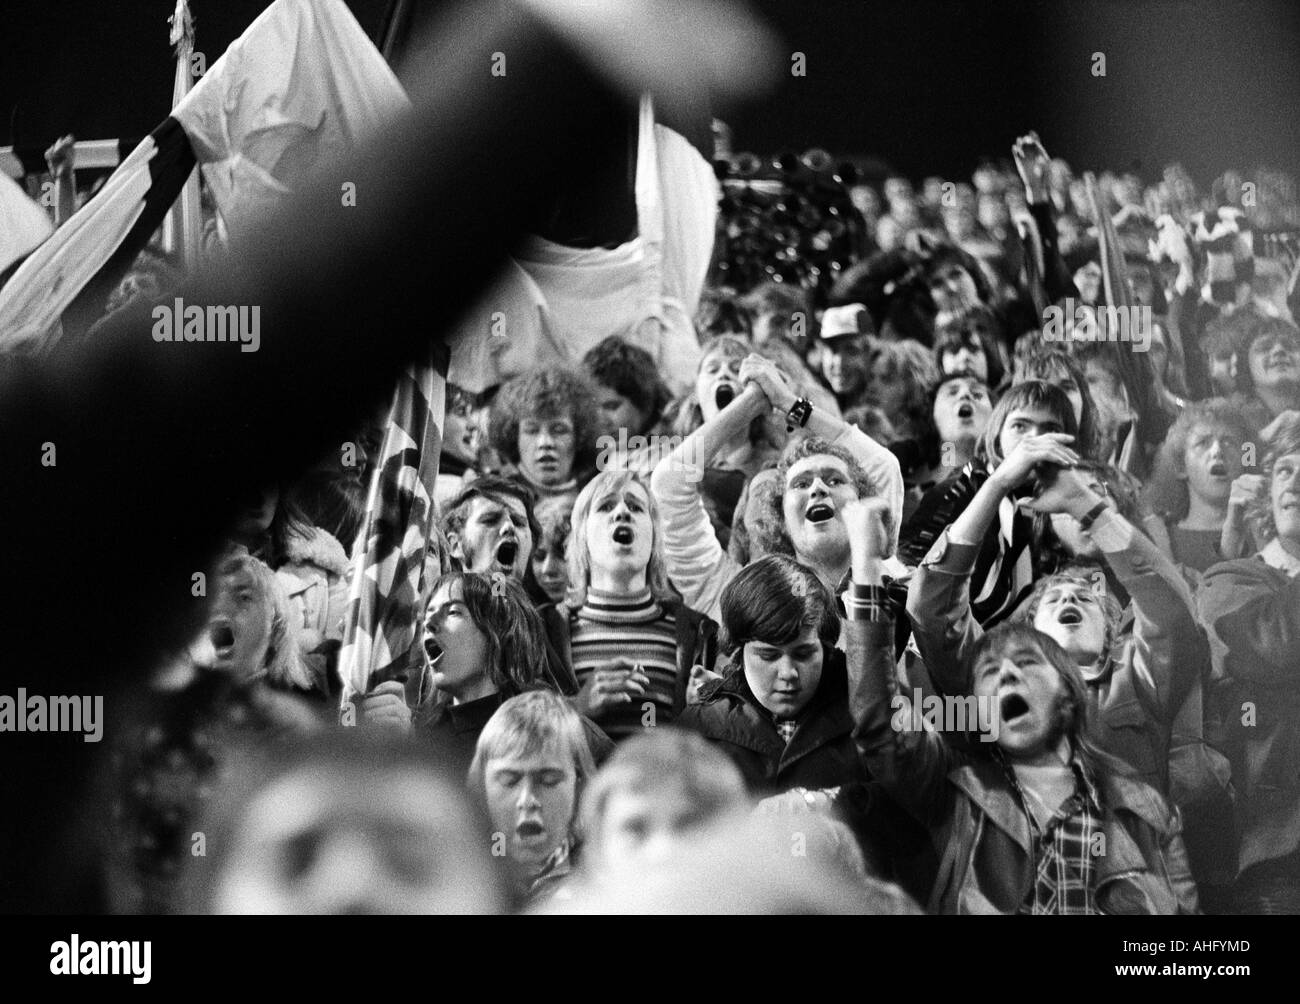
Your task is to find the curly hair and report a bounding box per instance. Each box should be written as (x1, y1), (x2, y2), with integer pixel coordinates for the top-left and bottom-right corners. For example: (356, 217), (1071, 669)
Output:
(1234, 315), (1300, 398)
(565, 470), (677, 608)
(1250, 412), (1300, 544)
(1144, 398), (1252, 521)
(489, 367), (600, 473)
(581, 336), (672, 434)
(748, 436), (879, 559)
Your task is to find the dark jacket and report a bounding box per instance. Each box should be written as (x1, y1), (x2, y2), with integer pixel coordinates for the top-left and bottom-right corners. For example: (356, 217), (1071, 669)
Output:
(676, 641), (928, 880)
(1197, 554), (1300, 874)
(414, 689), (614, 771)
(907, 515), (1233, 888)
(847, 608), (1199, 915)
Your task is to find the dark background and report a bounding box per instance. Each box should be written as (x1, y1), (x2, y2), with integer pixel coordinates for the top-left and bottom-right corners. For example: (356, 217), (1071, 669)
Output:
(3, 0), (1298, 184)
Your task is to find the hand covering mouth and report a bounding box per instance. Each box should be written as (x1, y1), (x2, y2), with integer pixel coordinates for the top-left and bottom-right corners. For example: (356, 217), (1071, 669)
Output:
(805, 502), (835, 523)
(714, 383), (736, 410)
(496, 539), (518, 566)
(1000, 693), (1030, 722)
(612, 525), (635, 545)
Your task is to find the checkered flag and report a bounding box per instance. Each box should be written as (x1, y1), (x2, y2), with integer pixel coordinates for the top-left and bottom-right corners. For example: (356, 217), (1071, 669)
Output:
(338, 343), (448, 711)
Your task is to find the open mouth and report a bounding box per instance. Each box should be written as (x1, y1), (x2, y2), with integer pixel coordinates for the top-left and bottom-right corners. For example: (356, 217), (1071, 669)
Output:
(1208, 460), (1227, 477)
(210, 621), (235, 658)
(805, 503), (835, 524)
(424, 635), (444, 663)
(516, 820), (545, 840)
(496, 539), (518, 567)
(1001, 693), (1030, 722)
(1057, 607), (1083, 626)
(714, 384), (736, 410)
(612, 525), (634, 545)
(956, 402), (974, 419)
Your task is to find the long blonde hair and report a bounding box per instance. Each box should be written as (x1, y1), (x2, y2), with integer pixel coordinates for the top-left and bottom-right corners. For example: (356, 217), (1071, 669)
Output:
(565, 470), (677, 608)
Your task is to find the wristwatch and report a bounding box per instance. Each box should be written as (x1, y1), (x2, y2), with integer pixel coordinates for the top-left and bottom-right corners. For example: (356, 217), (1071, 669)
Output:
(786, 397), (813, 432)
(1077, 499), (1112, 532)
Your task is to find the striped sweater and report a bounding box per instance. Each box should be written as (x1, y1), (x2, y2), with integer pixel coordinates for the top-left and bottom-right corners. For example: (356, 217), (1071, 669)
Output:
(570, 586), (681, 739)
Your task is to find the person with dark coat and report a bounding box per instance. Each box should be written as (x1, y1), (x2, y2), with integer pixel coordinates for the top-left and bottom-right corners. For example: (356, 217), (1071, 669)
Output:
(676, 554), (926, 885)
(847, 495), (1198, 914)
(1197, 415), (1300, 913)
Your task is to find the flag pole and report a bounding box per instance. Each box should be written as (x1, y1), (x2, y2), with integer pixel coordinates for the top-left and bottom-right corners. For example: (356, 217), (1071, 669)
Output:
(166, 0), (202, 268)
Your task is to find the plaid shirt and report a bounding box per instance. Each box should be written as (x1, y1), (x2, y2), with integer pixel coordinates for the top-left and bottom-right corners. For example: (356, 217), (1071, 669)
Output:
(1006, 759), (1105, 916)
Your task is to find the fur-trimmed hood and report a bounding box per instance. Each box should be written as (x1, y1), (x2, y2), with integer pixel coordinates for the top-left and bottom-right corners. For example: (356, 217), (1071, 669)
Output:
(281, 525), (351, 577)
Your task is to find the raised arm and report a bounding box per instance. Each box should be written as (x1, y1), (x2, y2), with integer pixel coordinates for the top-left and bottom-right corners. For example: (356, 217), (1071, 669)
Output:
(907, 432), (1080, 694)
(1024, 464), (1206, 716)
(843, 497), (958, 826)
(739, 353), (904, 551)
(648, 385), (765, 621)
(1013, 132), (1077, 305)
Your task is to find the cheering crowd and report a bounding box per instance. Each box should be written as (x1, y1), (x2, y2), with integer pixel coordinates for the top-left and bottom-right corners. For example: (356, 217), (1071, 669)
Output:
(91, 126), (1300, 916)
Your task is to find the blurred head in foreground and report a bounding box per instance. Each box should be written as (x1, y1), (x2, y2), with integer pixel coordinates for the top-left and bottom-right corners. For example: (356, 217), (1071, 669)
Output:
(539, 809), (922, 915)
(578, 728), (749, 883)
(184, 733), (506, 914)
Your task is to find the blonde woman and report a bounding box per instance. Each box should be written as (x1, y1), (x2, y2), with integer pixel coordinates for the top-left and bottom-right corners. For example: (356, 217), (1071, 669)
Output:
(563, 470), (721, 740)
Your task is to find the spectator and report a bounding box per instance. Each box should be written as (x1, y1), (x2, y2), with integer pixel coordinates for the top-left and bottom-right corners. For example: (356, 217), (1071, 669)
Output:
(899, 380), (1078, 627)
(1144, 400), (1254, 574)
(576, 728), (748, 886)
(564, 471), (720, 739)
(676, 554), (926, 879)
(654, 353), (903, 624)
(470, 690), (598, 907)
(581, 335), (672, 443)
(812, 303), (875, 411)
(1197, 415), (1300, 912)
(489, 366), (600, 514)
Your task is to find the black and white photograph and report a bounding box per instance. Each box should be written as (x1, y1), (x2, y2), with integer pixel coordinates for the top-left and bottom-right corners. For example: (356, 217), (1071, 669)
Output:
(1, 0), (1297, 975)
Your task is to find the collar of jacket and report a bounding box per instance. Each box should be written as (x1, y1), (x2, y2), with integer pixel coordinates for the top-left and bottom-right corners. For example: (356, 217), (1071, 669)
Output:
(948, 754), (1176, 865)
(702, 652), (853, 764)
